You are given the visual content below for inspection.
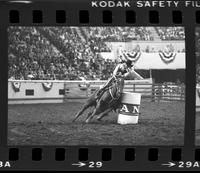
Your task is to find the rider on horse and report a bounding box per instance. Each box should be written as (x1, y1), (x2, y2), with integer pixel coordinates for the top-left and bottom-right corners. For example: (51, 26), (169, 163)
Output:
(95, 57), (142, 100)
(73, 54), (143, 123)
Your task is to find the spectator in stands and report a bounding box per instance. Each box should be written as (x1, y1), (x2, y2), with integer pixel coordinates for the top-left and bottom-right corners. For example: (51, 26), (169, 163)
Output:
(8, 26), (185, 81)
(156, 27), (185, 41)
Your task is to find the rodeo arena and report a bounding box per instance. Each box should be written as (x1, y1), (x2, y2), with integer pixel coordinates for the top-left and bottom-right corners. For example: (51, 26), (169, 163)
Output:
(196, 27), (200, 146)
(8, 27), (185, 145)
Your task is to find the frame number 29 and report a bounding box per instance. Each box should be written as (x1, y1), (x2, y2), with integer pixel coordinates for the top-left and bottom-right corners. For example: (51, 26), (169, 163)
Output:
(88, 161), (103, 168)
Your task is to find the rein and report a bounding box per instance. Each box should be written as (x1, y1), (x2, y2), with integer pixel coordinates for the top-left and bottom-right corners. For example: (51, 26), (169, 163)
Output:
(109, 78), (121, 101)
(109, 87), (119, 100)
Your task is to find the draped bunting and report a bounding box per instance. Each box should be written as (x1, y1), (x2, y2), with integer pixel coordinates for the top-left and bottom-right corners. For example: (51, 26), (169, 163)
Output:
(121, 51), (178, 65)
(158, 51), (177, 64)
(119, 52), (185, 69)
(12, 81), (21, 92)
(122, 51), (142, 63)
(42, 82), (53, 91)
(78, 82), (90, 91)
(100, 51), (185, 69)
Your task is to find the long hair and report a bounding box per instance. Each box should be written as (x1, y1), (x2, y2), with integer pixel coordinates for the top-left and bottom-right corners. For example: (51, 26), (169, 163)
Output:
(126, 60), (133, 68)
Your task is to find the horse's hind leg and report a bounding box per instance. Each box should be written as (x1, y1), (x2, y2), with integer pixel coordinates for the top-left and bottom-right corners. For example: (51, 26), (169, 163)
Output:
(73, 102), (91, 122)
(85, 106), (101, 123)
(85, 111), (92, 121)
(96, 108), (112, 121)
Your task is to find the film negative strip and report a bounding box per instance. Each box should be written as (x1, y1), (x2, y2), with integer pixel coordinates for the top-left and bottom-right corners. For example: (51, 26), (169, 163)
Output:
(0, 0), (199, 171)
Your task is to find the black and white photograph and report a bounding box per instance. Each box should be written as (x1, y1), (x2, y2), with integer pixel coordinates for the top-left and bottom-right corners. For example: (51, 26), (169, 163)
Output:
(8, 26), (185, 145)
(196, 27), (200, 146)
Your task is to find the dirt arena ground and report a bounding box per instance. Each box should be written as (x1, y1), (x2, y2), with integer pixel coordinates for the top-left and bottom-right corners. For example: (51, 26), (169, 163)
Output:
(8, 100), (185, 146)
(196, 112), (200, 146)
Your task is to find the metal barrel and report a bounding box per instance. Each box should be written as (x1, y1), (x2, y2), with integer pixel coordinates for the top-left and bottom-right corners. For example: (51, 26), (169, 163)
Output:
(117, 92), (141, 124)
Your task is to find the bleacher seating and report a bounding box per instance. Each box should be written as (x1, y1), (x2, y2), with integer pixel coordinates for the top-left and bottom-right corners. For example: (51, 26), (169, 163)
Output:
(8, 27), (185, 81)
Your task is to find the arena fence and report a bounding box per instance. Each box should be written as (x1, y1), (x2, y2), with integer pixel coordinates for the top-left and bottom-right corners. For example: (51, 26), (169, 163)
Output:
(8, 79), (185, 104)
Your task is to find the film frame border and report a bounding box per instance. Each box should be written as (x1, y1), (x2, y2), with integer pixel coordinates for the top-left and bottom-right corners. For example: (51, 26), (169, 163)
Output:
(0, 0), (199, 171)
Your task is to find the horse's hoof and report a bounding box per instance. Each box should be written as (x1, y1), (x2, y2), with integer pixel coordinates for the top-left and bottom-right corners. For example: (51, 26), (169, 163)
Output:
(72, 118), (76, 122)
(85, 119), (90, 123)
(96, 117), (101, 121)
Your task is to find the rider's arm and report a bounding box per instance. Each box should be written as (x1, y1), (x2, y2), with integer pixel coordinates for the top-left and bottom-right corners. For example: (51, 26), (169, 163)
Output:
(128, 67), (143, 80)
(124, 71), (130, 78)
(113, 64), (120, 76)
(123, 66), (132, 78)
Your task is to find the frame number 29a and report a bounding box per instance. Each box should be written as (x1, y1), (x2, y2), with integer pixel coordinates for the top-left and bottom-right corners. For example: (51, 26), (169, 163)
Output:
(178, 161), (199, 168)
(88, 161), (103, 168)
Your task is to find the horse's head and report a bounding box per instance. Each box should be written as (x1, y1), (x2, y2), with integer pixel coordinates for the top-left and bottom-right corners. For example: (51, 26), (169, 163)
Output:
(113, 75), (124, 93)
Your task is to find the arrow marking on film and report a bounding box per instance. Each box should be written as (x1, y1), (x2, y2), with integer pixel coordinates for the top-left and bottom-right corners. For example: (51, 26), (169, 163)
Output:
(161, 162), (176, 167)
(72, 162), (86, 167)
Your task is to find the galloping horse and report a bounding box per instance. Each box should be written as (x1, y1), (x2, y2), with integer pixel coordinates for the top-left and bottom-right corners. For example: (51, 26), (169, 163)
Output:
(72, 76), (124, 123)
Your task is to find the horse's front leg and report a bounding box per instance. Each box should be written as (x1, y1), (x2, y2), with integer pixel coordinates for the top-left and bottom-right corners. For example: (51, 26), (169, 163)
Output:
(73, 103), (91, 122)
(85, 103), (102, 123)
(85, 107), (98, 123)
(96, 108), (112, 121)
